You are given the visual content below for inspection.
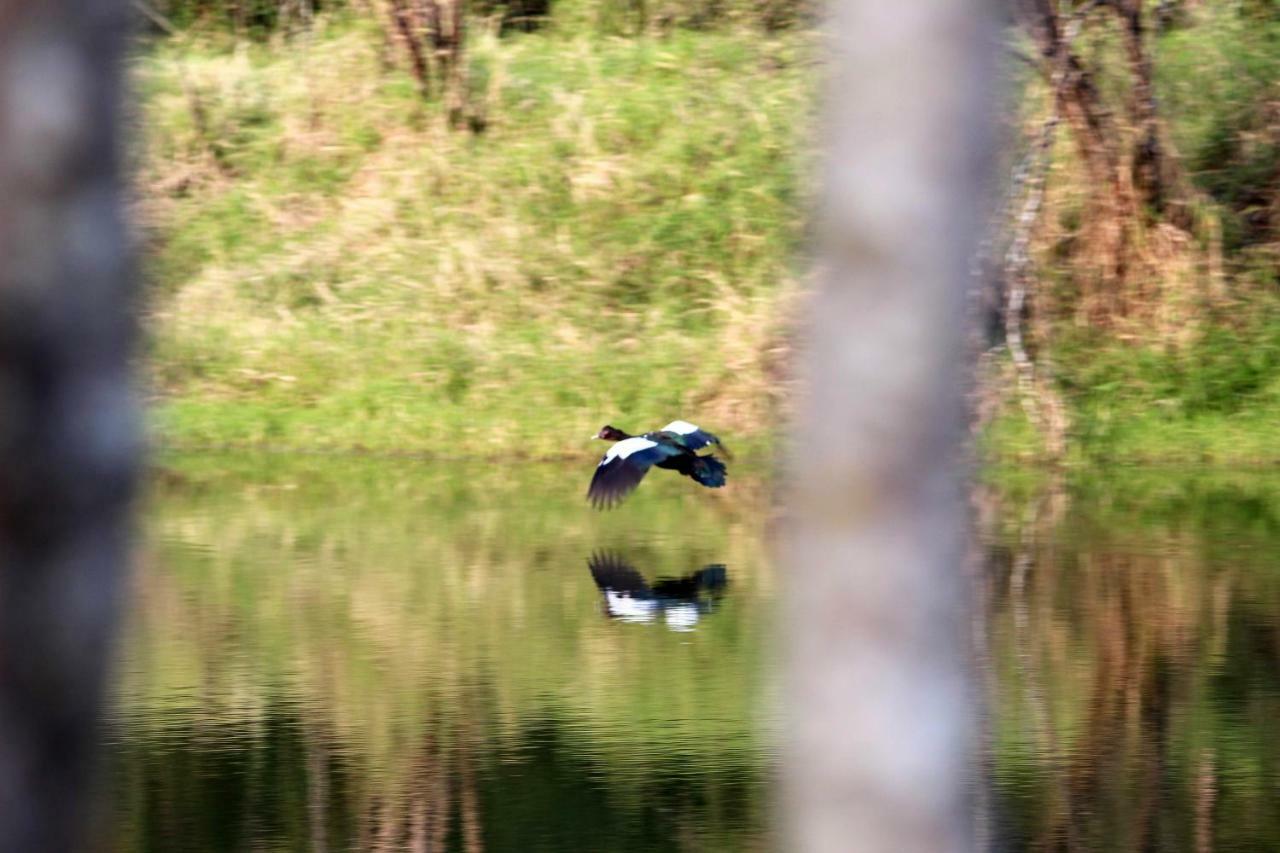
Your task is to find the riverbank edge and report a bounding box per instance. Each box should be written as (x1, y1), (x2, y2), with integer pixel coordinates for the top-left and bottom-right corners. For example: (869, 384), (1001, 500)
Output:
(150, 402), (1280, 466)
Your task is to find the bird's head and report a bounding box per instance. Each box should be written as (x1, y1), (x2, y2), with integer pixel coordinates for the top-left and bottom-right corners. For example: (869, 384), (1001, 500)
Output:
(595, 425), (627, 442)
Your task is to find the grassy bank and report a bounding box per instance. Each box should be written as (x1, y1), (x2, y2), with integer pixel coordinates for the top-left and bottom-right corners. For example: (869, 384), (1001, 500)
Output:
(985, 317), (1280, 466)
(138, 9), (1280, 463)
(138, 16), (808, 457)
(979, 1), (1280, 467)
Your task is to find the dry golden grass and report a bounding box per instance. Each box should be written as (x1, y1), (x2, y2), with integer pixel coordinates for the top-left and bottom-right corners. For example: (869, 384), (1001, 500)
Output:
(136, 18), (814, 455)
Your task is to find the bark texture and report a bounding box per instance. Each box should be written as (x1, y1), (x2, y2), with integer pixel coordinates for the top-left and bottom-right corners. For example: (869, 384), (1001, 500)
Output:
(782, 0), (994, 850)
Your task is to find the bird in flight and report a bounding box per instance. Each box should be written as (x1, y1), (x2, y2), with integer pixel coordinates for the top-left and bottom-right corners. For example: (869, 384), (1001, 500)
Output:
(586, 420), (729, 509)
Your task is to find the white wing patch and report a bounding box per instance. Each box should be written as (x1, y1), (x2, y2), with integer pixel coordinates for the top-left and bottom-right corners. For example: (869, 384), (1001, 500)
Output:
(600, 436), (657, 466)
(605, 590), (657, 623)
(662, 420), (699, 435)
(663, 605), (700, 632)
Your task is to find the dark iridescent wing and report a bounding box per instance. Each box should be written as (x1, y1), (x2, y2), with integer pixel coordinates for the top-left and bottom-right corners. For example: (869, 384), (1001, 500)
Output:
(587, 552), (651, 596)
(586, 436), (678, 509)
(660, 420), (731, 458)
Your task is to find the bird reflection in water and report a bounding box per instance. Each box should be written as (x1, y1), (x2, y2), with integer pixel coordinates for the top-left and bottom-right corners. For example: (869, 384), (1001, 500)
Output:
(587, 552), (728, 632)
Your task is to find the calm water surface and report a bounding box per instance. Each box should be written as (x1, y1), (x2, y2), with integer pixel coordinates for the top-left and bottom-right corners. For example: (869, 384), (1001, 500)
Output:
(106, 457), (1280, 851)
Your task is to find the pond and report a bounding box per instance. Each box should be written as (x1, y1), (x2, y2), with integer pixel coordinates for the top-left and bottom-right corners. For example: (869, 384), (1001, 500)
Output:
(105, 456), (1280, 851)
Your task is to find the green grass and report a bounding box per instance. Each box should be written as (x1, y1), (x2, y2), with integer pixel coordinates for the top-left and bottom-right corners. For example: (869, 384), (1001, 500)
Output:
(138, 18), (809, 456)
(985, 298), (1280, 465)
(978, 2), (1280, 467)
(984, 327), (1280, 466)
(1158, 5), (1280, 252)
(139, 8), (1280, 463)
(985, 404), (1280, 467)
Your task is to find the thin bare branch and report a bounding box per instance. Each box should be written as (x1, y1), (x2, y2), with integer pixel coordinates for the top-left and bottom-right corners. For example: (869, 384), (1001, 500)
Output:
(133, 0), (177, 34)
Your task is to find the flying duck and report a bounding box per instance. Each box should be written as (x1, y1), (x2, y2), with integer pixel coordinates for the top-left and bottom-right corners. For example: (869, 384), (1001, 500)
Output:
(587, 420), (730, 509)
(587, 552), (728, 632)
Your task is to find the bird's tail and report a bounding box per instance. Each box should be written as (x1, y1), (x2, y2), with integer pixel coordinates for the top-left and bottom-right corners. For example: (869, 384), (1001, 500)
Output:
(689, 454), (727, 489)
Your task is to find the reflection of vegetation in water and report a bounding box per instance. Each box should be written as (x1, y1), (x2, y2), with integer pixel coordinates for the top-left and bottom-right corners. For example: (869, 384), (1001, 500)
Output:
(112, 454), (777, 851)
(116, 456), (1280, 850)
(982, 470), (1280, 851)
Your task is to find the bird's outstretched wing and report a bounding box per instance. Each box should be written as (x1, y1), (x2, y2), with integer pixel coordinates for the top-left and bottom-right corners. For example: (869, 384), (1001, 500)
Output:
(660, 420), (731, 458)
(587, 552), (651, 595)
(587, 436), (677, 509)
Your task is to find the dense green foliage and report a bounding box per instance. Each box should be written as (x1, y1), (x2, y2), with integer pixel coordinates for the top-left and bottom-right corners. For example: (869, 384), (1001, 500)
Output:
(1160, 1), (1280, 256)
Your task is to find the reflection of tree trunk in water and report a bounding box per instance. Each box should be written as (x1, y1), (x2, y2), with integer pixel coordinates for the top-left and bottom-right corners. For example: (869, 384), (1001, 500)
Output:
(355, 795), (371, 850)
(240, 719), (266, 846)
(1063, 553), (1134, 848)
(970, 567), (992, 853)
(1134, 655), (1171, 852)
(969, 484), (1002, 853)
(456, 696), (485, 853)
(1195, 748), (1215, 853)
(307, 735), (329, 853)
(426, 739), (451, 851)
(374, 793), (399, 851)
(406, 730), (450, 852)
(356, 723), (470, 851)
(1009, 480), (1080, 852)
(460, 754), (484, 853)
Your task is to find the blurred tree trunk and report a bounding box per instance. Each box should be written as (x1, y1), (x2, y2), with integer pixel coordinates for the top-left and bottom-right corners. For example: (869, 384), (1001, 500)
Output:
(0, 1), (139, 850)
(782, 0), (993, 851)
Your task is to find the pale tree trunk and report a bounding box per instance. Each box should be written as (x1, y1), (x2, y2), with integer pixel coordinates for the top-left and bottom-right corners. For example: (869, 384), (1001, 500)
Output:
(782, 0), (994, 851)
(0, 1), (139, 851)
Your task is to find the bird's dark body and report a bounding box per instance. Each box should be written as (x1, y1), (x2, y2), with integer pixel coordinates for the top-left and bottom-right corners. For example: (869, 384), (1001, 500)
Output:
(653, 443), (725, 486)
